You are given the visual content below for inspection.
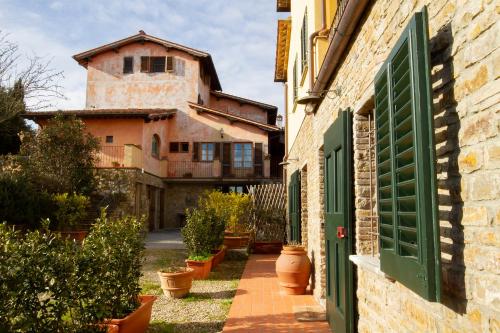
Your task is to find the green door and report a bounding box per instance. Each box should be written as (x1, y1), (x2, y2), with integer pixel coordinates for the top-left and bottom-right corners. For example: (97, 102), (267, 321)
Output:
(288, 170), (301, 242)
(324, 110), (353, 333)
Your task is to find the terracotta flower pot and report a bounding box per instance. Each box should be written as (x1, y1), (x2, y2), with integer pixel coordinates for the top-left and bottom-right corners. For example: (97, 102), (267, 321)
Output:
(157, 268), (194, 298)
(211, 246), (227, 269)
(185, 257), (213, 279)
(253, 241), (283, 254)
(59, 230), (88, 242)
(275, 245), (311, 295)
(106, 295), (156, 333)
(223, 233), (251, 249)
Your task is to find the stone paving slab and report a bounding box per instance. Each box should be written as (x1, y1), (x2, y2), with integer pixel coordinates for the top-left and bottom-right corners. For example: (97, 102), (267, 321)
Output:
(223, 254), (332, 333)
(145, 229), (185, 249)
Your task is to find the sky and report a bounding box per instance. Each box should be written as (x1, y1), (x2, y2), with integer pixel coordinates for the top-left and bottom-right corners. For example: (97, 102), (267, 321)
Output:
(0, 0), (288, 113)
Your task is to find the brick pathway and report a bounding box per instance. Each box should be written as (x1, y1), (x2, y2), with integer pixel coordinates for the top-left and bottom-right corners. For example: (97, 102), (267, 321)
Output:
(223, 254), (332, 333)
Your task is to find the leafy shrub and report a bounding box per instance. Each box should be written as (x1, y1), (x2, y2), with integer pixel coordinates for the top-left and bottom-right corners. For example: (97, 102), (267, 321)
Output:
(52, 193), (90, 230)
(18, 114), (100, 195)
(0, 211), (146, 332)
(198, 190), (252, 234)
(79, 210), (146, 319)
(181, 208), (215, 259)
(0, 173), (55, 228)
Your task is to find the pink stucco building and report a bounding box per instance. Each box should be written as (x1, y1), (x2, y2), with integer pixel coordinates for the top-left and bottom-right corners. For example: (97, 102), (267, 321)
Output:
(27, 31), (284, 229)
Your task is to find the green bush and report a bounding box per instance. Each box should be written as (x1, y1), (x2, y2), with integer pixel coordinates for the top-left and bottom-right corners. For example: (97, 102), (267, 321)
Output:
(182, 208), (216, 259)
(52, 193), (90, 231)
(0, 173), (55, 228)
(198, 190), (252, 234)
(0, 211), (146, 332)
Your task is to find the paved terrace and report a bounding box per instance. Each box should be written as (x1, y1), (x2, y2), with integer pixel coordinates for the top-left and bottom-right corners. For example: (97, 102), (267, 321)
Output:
(223, 254), (331, 333)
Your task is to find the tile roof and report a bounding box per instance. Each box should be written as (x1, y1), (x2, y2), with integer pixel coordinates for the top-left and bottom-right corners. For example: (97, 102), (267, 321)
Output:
(187, 102), (280, 132)
(274, 19), (291, 82)
(23, 109), (177, 121)
(210, 91), (277, 110)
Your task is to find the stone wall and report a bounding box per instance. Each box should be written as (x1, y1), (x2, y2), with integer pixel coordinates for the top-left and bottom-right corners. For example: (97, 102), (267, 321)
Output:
(94, 168), (165, 229)
(286, 0), (499, 330)
(163, 182), (217, 228)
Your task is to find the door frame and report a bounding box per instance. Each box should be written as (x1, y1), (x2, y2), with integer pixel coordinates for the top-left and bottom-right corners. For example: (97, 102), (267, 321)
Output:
(323, 109), (355, 333)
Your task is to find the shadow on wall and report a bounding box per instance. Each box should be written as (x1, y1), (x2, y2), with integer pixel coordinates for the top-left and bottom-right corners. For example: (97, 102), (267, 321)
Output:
(430, 22), (464, 314)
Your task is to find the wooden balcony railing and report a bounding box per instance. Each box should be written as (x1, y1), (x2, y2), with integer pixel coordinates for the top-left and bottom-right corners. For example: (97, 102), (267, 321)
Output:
(166, 160), (218, 178)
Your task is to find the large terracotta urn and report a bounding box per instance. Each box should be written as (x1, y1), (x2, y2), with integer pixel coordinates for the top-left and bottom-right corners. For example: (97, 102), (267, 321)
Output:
(157, 267), (194, 298)
(275, 245), (311, 295)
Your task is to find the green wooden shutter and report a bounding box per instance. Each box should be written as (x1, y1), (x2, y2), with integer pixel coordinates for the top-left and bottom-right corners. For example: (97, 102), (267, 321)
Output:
(374, 7), (440, 301)
(288, 170), (301, 243)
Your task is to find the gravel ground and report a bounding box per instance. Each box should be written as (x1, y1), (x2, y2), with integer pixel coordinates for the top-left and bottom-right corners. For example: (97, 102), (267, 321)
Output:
(141, 248), (248, 333)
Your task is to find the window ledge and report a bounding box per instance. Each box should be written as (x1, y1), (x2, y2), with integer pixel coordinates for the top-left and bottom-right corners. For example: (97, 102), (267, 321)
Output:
(349, 255), (384, 277)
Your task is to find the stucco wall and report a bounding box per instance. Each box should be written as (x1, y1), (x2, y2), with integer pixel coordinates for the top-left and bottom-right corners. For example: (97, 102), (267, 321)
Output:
(285, 0), (499, 331)
(86, 42), (198, 110)
(208, 95), (269, 124)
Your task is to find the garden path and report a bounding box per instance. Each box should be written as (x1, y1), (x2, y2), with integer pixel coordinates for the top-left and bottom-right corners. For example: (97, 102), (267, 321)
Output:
(223, 254), (331, 333)
(146, 229), (185, 249)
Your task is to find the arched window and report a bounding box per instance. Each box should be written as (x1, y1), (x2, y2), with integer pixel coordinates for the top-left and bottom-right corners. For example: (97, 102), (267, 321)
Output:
(152, 134), (160, 158)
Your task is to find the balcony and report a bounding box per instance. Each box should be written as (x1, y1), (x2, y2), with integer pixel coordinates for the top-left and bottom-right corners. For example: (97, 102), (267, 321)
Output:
(95, 145), (282, 180)
(95, 145), (143, 168)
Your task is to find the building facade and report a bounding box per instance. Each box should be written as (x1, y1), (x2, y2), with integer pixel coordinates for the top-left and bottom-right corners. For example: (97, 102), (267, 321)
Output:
(276, 0), (499, 332)
(27, 31), (284, 230)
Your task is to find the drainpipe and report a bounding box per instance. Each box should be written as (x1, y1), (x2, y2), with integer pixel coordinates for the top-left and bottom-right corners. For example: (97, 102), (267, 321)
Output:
(309, 0), (329, 91)
(312, 0), (370, 95)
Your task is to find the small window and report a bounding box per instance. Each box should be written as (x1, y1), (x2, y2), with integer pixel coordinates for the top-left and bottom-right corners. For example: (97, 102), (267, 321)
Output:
(201, 143), (215, 161)
(123, 57), (133, 74)
(105, 136), (113, 143)
(169, 142), (179, 153)
(180, 142), (189, 153)
(150, 57), (166, 72)
(152, 135), (160, 158)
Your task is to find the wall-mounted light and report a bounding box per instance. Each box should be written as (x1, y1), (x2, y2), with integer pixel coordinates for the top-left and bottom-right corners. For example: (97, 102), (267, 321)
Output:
(279, 158), (299, 166)
(220, 128), (224, 138)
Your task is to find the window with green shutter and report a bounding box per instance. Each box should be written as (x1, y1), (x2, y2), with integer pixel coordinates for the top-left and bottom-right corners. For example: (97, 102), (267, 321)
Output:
(288, 170), (301, 243)
(374, 7), (441, 302)
(300, 9), (308, 72)
(293, 56), (298, 103)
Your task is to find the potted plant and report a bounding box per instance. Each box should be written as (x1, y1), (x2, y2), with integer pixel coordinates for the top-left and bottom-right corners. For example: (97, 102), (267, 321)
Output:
(157, 265), (194, 299)
(252, 206), (286, 254)
(53, 192), (90, 242)
(181, 208), (214, 279)
(82, 211), (156, 333)
(275, 242), (311, 295)
(220, 192), (253, 249)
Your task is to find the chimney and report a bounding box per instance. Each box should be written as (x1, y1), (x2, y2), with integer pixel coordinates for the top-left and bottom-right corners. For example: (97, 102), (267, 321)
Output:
(276, 114), (283, 128)
(139, 30), (146, 35)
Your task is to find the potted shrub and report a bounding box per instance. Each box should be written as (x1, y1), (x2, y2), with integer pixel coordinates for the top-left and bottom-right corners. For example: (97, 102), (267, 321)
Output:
(53, 192), (90, 242)
(275, 242), (311, 295)
(252, 206), (286, 254)
(219, 192), (252, 249)
(181, 208), (214, 279)
(197, 192), (227, 269)
(82, 210), (156, 333)
(157, 266), (194, 298)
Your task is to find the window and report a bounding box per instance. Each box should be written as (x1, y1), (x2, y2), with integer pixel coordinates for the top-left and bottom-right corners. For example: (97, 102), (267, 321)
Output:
(293, 56), (298, 102)
(300, 9), (308, 72)
(374, 8), (440, 301)
(169, 142), (179, 153)
(151, 57), (165, 72)
(180, 142), (189, 153)
(201, 143), (215, 161)
(152, 135), (160, 157)
(105, 136), (113, 143)
(233, 143), (252, 168)
(170, 142), (189, 153)
(123, 57), (133, 74)
(140, 56), (172, 73)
